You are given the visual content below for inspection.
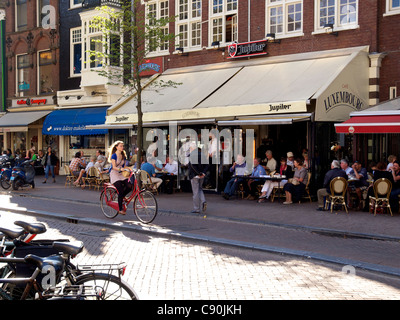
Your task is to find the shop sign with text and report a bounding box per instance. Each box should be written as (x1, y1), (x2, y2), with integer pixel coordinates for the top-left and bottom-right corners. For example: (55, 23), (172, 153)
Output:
(138, 57), (163, 77)
(12, 97), (48, 107)
(228, 40), (267, 59)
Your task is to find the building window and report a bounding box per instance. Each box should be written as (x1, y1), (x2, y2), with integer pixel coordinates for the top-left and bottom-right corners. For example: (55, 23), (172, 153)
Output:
(315, 0), (358, 32)
(38, 0), (50, 27)
(16, 54), (30, 97)
(16, 0), (27, 31)
(384, 0), (400, 16)
(146, 0), (169, 54)
(176, 0), (202, 50)
(390, 86), (397, 100)
(38, 50), (54, 94)
(266, 0), (303, 37)
(71, 27), (82, 76)
(209, 0), (238, 45)
(71, 0), (83, 9)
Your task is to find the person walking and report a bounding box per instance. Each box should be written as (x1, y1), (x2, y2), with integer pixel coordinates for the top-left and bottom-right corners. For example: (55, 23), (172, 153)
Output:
(188, 143), (209, 214)
(109, 140), (132, 215)
(42, 146), (58, 183)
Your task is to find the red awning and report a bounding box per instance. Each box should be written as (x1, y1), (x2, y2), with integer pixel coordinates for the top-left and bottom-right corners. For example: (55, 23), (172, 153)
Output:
(335, 115), (400, 133)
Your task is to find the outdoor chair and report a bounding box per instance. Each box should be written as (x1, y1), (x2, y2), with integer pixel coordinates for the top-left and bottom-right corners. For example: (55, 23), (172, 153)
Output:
(64, 165), (74, 187)
(83, 167), (97, 190)
(300, 172), (312, 203)
(94, 168), (109, 190)
(140, 170), (159, 194)
(369, 178), (393, 216)
(271, 186), (285, 202)
(324, 177), (348, 214)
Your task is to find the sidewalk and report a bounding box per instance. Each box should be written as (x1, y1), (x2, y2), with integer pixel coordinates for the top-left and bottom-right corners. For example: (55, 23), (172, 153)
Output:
(2, 177), (400, 277)
(4, 177), (400, 239)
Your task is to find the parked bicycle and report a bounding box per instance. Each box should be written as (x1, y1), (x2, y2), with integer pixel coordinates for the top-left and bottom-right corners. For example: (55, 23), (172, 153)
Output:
(0, 221), (139, 300)
(100, 169), (158, 224)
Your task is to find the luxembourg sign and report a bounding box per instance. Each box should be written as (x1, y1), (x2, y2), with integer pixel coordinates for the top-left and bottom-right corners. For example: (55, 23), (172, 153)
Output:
(227, 40), (267, 59)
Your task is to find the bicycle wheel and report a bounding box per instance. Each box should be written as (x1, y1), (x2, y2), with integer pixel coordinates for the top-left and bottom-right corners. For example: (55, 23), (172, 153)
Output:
(100, 187), (119, 219)
(133, 190), (158, 224)
(73, 272), (138, 300)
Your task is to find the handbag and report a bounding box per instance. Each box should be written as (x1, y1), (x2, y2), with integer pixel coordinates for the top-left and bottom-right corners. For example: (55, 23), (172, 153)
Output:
(288, 178), (300, 185)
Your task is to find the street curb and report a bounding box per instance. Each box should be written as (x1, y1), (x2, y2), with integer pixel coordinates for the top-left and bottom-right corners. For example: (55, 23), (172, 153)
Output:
(2, 204), (400, 279)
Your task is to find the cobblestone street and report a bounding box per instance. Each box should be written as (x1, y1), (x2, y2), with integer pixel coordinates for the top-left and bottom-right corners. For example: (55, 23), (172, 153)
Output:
(3, 210), (400, 300)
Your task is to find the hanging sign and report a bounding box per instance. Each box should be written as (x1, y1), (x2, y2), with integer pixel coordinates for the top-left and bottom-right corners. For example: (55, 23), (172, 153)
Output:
(227, 40), (267, 59)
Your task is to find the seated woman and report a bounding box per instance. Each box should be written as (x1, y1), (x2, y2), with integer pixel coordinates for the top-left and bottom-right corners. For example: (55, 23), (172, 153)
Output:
(109, 140), (132, 215)
(283, 158), (308, 205)
(258, 157), (293, 203)
(223, 154), (247, 200)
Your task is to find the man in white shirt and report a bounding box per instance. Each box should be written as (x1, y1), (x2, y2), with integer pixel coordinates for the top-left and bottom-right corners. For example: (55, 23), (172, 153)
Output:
(164, 157), (178, 193)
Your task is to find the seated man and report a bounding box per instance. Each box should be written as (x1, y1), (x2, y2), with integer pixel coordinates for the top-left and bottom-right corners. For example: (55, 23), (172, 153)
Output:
(163, 156), (178, 194)
(243, 158), (266, 200)
(262, 150), (277, 173)
(316, 160), (348, 211)
(73, 155), (96, 186)
(223, 154), (247, 200)
(348, 160), (369, 210)
(69, 151), (86, 179)
(389, 161), (400, 212)
(141, 158), (163, 189)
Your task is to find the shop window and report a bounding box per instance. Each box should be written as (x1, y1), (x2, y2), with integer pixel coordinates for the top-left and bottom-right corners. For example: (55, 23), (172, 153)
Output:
(16, 0), (27, 31)
(70, 135), (105, 149)
(266, 0), (303, 38)
(38, 50), (54, 94)
(71, 27), (82, 76)
(16, 54), (30, 97)
(210, 0), (237, 45)
(315, 0), (358, 32)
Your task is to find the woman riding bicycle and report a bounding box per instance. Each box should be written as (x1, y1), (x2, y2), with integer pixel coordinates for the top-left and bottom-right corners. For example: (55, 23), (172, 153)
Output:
(108, 141), (133, 215)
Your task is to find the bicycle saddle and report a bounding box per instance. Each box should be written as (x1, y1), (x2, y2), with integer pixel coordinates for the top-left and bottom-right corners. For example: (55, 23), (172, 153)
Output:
(0, 226), (25, 239)
(14, 221), (47, 235)
(52, 241), (84, 256)
(24, 254), (65, 275)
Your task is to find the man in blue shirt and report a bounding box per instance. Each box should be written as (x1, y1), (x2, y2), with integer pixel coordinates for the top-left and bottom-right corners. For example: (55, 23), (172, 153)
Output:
(243, 158), (266, 200)
(141, 159), (163, 189)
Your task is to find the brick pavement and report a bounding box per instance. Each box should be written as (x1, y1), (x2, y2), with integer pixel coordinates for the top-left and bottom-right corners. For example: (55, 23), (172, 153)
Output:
(1, 178), (400, 277)
(2, 210), (400, 300)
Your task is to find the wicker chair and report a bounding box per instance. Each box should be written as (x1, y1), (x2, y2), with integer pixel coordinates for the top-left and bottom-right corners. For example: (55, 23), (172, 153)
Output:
(83, 167), (97, 190)
(64, 165), (74, 187)
(324, 177), (348, 214)
(369, 178), (393, 216)
(140, 170), (158, 194)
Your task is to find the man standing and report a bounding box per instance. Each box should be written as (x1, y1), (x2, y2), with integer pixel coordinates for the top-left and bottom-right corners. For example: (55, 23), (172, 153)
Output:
(188, 143), (209, 214)
(316, 160), (348, 211)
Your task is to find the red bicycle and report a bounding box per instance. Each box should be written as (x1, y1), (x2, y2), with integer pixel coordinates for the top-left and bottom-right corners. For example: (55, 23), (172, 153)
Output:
(100, 170), (158, 224)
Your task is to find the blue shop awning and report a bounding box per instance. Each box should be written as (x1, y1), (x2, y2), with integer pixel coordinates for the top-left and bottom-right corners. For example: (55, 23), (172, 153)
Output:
(42, 107), (108, 135)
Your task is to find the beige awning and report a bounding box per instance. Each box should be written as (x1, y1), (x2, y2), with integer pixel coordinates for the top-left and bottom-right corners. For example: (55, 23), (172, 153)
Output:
(105, 46), (370, 125)
(0, 110), (51, 132)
